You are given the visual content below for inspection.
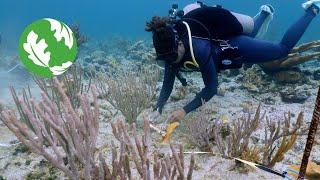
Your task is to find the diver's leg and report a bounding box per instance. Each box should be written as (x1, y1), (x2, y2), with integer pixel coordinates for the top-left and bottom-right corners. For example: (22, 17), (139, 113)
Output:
(250, 5), (274, 37)
(229, 7), (316, 63)
(250, 12), (269, 37)
(280, 7), (317, 50)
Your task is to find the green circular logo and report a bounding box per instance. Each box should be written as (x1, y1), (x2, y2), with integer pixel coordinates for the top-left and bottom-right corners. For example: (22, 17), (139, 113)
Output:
(18, 18), (77, 77)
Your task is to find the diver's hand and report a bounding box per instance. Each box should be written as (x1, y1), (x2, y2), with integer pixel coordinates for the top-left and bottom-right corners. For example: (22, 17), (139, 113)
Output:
(168, 108), (186, 124)
(149, 108), (162, 123)
(152, 104), (163, 114)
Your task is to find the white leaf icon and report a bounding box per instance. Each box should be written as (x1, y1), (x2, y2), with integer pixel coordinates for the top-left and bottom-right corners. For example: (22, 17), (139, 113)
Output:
(46, 18), (74, 49)
(49, 61), (73, 75)
(23, 31), (51, 67)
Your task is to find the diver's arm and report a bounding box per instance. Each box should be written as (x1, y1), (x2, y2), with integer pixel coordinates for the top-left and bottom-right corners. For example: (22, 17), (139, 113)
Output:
(183, 56), (218, 114)
(182, 37), (218, 114)
(176, 72), (188, 86)
(156, 63), (178, 114)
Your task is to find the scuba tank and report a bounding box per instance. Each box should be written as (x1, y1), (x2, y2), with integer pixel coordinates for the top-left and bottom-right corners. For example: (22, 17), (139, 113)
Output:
(181, 2), (254, 39)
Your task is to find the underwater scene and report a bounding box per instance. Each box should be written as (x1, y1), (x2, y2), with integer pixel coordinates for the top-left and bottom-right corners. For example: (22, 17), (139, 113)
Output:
(0, 0), (320, 179)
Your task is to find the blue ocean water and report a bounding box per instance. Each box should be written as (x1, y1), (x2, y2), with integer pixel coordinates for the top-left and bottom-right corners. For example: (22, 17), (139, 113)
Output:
(0, 0), (319, 51)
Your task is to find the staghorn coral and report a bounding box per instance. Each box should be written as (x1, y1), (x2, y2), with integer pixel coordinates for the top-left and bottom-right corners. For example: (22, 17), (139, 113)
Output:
(239, 41), (319, 87)
(98, 65), (160, 124)
(259, 40), (320, 72)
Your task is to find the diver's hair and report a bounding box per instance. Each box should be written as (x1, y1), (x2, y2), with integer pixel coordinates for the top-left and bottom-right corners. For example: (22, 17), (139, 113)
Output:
(145, 16), (170, 32)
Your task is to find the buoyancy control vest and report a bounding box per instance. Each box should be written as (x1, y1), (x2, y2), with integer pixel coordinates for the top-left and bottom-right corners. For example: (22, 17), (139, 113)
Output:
(174, 4), (252, 71)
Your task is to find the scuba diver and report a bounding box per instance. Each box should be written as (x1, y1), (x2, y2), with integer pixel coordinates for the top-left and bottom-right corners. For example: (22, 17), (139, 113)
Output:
(146, 1), (320, 123)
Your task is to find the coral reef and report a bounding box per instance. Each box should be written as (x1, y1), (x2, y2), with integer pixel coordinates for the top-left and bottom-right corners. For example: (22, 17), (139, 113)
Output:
(259, 40), (320, 72)
(0, 78), (195, 179)
(97, 65), (160, 124)
(213, 105), (265, 159)
(99, 36), (133, 56)
(235, 40), (320, 92)
(280, 85), (312, 103)
(171, 84), (199, 102)
(0, 78), (100, 179)
(0, 79), (194, 180)
(237, 65), (272, 93)
(107, 120), (195, 179)
(1, 37), (319, 179)
(7, 65), (90, 133)
(262, 112), (303, 167)
(274, 69), (303, 83)
(33, 64), (90, 108)
(185, 112), (214, 152)
(183, 102), (229, 153)
(183, 104), (305, 170)
(80, 51), (121, 75)
(69, 23), (88, 47)
(126, 40), (156, 62)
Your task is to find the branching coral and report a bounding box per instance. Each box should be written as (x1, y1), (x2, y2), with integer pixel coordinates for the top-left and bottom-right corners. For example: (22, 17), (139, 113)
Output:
(213, 104), (265, 158)
(0, 78), (99, 179)
(99, 36), (133, 56)
(33, 64), (91, 109)
(126, 40), (156, 62)
(183, 102), (222, 152)
(107, 119), (195, 180)
(70, 23), (88, 47)
(186, 112), (214, 152)
(1, 77), (195, 180)
(9, 65), (91, 132)
(259, 40), (320, 72)
(98, 65), (160, 124)
(211, 104), (304, 169)
(239, 65), (272, 93)
(262, 112), (303, 167)
(240, 41), (319, 88)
